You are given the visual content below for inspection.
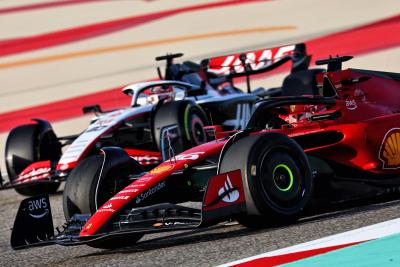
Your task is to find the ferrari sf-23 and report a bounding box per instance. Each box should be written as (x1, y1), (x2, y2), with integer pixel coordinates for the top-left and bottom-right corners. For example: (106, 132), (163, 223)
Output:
(2, 44), (309, 196)
(11, 55), (400, 250)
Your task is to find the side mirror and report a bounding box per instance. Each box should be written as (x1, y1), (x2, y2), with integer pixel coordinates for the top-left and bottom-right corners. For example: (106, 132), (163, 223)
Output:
(204, 125), (223, 140)
(341, 76), (370, 85)
(82, 104), (103, 114)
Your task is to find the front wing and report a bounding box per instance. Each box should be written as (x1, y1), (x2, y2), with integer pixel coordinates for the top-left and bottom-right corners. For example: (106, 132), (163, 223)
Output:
(10, 170), (246, 250)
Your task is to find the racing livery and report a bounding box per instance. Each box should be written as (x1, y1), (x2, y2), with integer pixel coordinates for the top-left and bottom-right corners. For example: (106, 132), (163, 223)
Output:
(10, 55), (400, 250)
(1, 44), (309, 196)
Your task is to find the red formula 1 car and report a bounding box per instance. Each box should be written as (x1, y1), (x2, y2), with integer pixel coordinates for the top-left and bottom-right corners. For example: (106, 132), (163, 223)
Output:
(1, 44), (311, 196)
(12, 55), (400, 250)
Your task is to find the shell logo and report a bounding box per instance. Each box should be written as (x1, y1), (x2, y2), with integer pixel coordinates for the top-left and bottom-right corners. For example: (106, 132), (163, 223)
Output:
(379, 129), (400, 169)
(149, 164), (173, 174)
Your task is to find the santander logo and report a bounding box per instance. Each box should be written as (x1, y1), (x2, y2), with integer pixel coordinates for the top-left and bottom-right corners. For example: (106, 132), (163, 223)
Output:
(218, 175), (240, 203)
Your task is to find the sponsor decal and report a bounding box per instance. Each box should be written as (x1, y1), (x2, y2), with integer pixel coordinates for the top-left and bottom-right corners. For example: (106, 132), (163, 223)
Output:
(149, 164), (174, 174)
(18, 167), (51, 180)
(378, 128), (400, 169)
(250, 165), (257, 176)
(208, 45), (295, 75)
(96, 117), (116, 125)
(164, 221), (190, 226)
(204, 170), (245, 210)
(137, 176), (153, 182)
(202, 170), (246, 222)
(86, 125), (108, 133)
(345, 98), (357, 110)
(102, 203), (112, 209)
(97, 202), (115, 213)
(27, 197), (49, 219)
(130, 183), (147, 188)
(97, 208), (115, 213)
(119, 189), (139, 194)
(110, 195), (130, 200)
(153, 222), (163, 228)
(218, 175), (240, 203)
(175, 152), (205, 161)
(354, 88), (366, 101)
(153, 221), (191, 228)
(135, 181), (166, 204)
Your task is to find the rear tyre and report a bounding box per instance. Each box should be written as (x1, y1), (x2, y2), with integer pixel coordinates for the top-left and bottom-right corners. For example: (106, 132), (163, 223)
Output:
(153, 100), (209, 157)
(5, 122), (61, 196)
(219, 133), (313, 228)
(63, 147), (144, 220)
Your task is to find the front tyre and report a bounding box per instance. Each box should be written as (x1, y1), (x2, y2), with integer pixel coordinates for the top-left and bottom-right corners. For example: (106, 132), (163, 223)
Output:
(5, 122), (61, 196)
(219, 133), (313, 228)
(63, 147), (144, 220)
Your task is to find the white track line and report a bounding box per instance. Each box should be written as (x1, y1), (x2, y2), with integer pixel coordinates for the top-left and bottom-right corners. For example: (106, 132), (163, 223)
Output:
(218, 217), (400, 266)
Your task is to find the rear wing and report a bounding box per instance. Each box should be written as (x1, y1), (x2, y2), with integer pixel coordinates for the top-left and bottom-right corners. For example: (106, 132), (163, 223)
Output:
(201, 43), (309, 78)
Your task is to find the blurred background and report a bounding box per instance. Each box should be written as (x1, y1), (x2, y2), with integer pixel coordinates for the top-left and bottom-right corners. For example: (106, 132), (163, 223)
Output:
(0, 0), (399, 171)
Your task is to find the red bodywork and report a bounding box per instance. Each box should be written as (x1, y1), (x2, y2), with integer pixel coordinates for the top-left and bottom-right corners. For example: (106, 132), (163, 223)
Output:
(15, 160), (51, 184)
(81, 140), (225, 236)
(80, 66), (400, 237)
(124, 148), (162, 166)
(296, 69), (400, 174)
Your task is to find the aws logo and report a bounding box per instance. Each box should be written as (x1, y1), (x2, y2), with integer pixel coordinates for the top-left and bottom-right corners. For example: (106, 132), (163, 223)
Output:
(27, 198), (49, 219)
(379, 128), (400, 169)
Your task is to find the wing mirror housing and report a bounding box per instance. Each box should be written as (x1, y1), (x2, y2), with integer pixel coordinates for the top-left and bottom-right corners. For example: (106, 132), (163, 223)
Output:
(204, 125), (225, 140)
(82, 104), (103, 114)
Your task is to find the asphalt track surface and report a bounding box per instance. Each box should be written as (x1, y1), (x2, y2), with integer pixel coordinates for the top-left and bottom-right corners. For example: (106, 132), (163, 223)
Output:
(1, 187), (400, 267)
(1, 0), (400, 266)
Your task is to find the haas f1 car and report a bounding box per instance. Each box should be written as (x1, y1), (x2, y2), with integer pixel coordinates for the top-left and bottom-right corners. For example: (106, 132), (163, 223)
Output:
(10, 55), (400, 250)
(2, 44), (310, 196)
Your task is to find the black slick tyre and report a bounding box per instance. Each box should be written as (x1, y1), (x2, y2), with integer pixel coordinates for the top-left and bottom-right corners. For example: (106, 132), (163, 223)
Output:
(63, 147), (144, 220)
(153, 100), (209, 156)
(5, 123), (61, 196)
(219, 133), (313, 228)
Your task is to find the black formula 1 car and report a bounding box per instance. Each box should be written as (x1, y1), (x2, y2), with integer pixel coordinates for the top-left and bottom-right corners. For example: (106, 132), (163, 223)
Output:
(10, 55), (400, 250)
(1, 43), (311, 196)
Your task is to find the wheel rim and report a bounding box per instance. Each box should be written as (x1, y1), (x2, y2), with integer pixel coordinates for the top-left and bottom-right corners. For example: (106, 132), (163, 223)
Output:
(272, 164), (294, 192)
(190, 113), (206, 145)
(259, 150), (305, 210)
